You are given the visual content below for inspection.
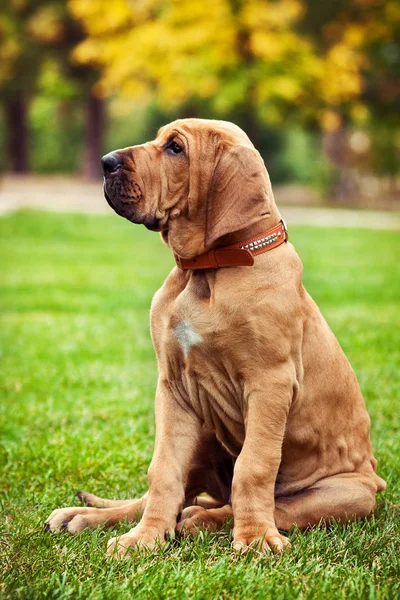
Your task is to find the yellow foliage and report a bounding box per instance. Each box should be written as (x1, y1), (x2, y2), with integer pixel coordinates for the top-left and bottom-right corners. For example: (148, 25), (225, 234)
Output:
(241, 0), (305, 31)
(320, 109), (342, 132)
(319, 43), (364, 104)
(0, 35), (19, 83)
(68, 0), (392, 123)
(69, 0), (135, 35)
(69, 0), (318, 112)
(71, 0), (237, 104)
(25, 6), (64, 44)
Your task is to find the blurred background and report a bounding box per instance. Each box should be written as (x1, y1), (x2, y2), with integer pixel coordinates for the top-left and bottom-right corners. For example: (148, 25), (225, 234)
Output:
(0, 0), (399, 211)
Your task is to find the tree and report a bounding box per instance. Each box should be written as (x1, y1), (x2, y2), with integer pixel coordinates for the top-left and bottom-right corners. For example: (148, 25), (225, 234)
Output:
(301, 0), (400, 193)
(0, 0), (106, 177)
(51, 9), (106, 178)
(0, 1), (53, 172)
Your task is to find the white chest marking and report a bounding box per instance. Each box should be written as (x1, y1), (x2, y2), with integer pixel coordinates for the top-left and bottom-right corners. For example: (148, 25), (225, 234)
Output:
(173, 321), (203, 358)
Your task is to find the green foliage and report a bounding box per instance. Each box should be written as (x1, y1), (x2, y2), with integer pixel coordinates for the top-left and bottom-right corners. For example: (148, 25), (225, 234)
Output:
(369, 119), (400, 178)
(24, 60), (82, 173)
(0, 212), (399, 599)
(104, 99), (162, 154)
(29, 96), (82, 173)
(279, 127), (335, 189)
(0, 1), (67, 95)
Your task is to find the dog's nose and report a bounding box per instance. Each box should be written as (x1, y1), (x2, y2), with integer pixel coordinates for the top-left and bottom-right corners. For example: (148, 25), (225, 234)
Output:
(101, 152), (122, 174)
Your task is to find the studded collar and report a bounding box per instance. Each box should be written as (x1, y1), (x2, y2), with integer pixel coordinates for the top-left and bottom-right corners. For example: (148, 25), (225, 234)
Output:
(174, 219), (288, 270)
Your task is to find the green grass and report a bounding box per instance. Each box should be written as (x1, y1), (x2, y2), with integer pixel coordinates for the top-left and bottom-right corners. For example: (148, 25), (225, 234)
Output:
(0, 211), (399, 599)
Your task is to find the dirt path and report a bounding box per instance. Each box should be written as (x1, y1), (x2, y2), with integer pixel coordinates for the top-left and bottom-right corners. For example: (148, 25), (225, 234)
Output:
(1, 175), (399, 230)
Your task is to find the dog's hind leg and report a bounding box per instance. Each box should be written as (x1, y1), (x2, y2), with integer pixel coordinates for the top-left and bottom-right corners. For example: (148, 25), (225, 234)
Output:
(76, 490), (144, 508)
(274, 473), (382, 531)
(44, 495), (147, 533)
(191, 495), (226, 509)
(176, 504), (233, 536)
(176, 472), (382, 538)
(45, 491), (225, 535)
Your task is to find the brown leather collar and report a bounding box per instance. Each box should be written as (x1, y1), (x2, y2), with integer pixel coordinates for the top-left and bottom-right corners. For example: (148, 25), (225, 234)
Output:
(175, 219), (288, 270)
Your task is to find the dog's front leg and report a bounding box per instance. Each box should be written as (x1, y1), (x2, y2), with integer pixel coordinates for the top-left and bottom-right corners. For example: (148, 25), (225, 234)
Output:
(232, 372), (293, 554)
(107, 380), (201, 559)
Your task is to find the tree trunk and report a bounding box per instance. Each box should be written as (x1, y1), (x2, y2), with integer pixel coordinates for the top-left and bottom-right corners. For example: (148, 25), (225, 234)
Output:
(4, 96), (29, 173)
(238, 108), (259, 147)
(82, 92), (106, 179)
(322, 126), (357, 201)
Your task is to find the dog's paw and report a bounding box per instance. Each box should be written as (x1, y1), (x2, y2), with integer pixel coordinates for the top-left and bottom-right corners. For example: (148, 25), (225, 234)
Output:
(106, 524), (171, 559)
(44, 507), (98, 534)
(176, 506), (217, 536)
(233, 530), (291, 555)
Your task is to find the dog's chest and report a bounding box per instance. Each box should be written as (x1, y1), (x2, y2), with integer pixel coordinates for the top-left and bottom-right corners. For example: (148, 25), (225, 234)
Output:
(155, 272), (246, 454)
(172, 320), (203, 358)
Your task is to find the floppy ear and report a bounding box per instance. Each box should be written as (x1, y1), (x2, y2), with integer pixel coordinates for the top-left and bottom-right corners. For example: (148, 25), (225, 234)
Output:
(205, 144), (273, 249)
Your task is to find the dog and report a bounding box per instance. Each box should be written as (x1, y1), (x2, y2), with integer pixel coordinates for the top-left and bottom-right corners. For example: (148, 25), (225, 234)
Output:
(45, 118), (386, 558)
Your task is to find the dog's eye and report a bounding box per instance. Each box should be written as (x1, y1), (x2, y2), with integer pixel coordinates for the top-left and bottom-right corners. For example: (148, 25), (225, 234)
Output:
(166, 141), (183, 155)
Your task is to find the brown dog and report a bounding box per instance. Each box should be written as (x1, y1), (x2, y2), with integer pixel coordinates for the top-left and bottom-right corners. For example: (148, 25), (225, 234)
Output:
(45, 119), (386, 558)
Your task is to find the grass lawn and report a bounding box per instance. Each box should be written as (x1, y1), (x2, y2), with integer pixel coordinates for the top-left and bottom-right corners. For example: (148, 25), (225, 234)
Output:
(0, 211), (399, 599)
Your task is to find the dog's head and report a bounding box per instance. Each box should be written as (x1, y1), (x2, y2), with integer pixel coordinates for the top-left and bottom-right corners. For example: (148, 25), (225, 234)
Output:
(102, 118), (278, 258)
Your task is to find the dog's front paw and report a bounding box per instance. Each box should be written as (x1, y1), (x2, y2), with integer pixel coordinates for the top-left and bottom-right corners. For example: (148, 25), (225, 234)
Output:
(233, 528), (291, 554)
(44, 507), (97, 533)
(106, 523), (171, 559)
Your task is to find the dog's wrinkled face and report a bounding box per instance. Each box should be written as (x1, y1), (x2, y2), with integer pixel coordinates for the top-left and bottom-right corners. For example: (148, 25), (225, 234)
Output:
(102, 118), (275, 258)
(103, 123), (190, 231)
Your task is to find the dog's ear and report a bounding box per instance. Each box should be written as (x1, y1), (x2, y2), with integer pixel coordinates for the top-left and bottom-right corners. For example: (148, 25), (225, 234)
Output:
(205, 144), (273, 249)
